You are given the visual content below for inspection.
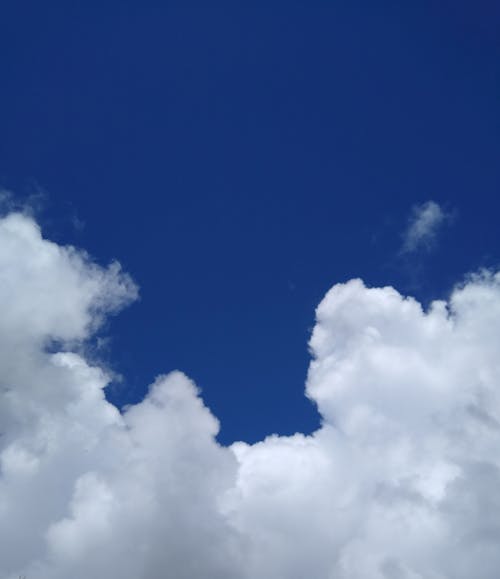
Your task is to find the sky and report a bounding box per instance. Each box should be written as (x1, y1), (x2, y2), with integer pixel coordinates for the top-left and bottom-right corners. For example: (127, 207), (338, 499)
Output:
(0, 0), (498, 444)
(0, 1), (500, 578)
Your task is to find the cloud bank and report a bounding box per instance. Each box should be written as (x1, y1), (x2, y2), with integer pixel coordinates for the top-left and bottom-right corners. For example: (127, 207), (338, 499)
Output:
(402, 201), (447, 253)
(2, 212), (500, 578)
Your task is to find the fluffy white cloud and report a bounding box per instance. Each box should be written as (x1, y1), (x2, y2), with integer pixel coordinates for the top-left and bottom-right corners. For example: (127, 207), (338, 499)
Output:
(402, 200), (447, 253)
(2, 211), (500, 578)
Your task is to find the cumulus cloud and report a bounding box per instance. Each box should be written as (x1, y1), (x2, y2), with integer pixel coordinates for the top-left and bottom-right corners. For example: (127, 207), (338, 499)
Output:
(402, 200), (447, 253)
(2, 211), (500, 578)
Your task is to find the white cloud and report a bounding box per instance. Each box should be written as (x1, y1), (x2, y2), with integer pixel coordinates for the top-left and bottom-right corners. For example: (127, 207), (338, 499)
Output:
(1, 211), (500, 578)
(402, 200), (447, 253)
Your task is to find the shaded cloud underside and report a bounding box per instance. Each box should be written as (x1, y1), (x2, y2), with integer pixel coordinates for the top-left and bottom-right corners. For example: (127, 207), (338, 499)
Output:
(1, 212), (500, 578)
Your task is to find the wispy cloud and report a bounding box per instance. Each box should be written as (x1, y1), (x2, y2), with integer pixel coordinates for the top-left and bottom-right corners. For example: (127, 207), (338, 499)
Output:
(402, 200), (448, 253)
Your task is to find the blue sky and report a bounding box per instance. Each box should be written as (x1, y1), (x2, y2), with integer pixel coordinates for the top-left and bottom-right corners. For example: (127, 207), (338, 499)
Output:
(3, 3), (500, 578)
(0, 0), (498, 445)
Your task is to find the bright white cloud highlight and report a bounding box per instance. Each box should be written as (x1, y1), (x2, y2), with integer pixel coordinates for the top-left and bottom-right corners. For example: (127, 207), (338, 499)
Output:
(1, 211), (500, 578)
(402, 200), (447, 253)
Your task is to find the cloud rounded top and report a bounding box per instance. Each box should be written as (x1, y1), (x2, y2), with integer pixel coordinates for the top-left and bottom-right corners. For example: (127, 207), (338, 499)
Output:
(0, 212), (137, 346)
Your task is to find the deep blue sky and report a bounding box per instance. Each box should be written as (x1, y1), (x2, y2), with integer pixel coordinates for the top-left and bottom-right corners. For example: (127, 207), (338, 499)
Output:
(0, 1), (498, 443)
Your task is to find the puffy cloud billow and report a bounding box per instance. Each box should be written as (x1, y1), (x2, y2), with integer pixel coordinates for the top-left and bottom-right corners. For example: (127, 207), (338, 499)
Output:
(1, 211), (500, 578)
